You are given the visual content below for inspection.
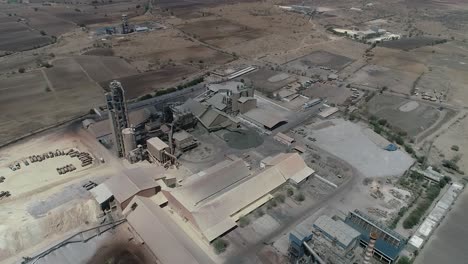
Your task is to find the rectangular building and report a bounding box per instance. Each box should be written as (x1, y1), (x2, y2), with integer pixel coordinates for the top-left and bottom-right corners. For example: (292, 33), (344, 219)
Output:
(345, 210), (406, 263)
(147, 137), (169, 162)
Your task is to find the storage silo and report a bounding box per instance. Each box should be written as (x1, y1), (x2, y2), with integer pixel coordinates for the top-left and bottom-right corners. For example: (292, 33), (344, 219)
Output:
(122, 127), (136, 157)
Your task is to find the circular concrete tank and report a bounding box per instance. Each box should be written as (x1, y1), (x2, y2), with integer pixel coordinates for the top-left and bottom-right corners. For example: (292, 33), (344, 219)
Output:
(122, 127), (136, 156)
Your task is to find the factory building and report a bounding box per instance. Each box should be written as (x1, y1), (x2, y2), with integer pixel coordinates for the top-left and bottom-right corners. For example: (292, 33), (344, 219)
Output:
(123, 196), (202, 264)
(242, 108), (288, 130)
(313, 215), (361, 252)
(344, 210), (406, 263)
(238, 97), (257, 114)
(95, 172), (161, 210)
(172, 130), (197, 151)
(204, 81), (254, 113)
(147, 137), (170, 163)
(273, 132), (295, 146)
(163, 153), (314, 241)
(176, 99), (239, 131)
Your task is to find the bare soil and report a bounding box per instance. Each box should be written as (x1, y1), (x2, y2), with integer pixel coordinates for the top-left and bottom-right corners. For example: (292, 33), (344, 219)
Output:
(100, 65), (199, 99)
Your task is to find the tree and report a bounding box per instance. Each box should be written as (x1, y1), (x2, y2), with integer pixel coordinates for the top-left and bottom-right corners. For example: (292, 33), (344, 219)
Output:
(34, 7), (38, 11)
(378, 119), (387, 126)
(404, 145), (414, 154)
(212, 238), (228, 254)
(451, 145), (459, 151)
(286, 188), (294, 197)
(396, 256), (412, 264)
(275, 194), (285, 203)
(18, 67), (25, 73)
(238, 216), (250, 227)
(396, 136), (404, 145)
(294, 193), (305, 202)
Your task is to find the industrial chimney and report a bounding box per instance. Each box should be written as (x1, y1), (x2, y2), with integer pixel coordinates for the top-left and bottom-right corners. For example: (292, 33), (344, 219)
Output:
(363, 232), (378, 264)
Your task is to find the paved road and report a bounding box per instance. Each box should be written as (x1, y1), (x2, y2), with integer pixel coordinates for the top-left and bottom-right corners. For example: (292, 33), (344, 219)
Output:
(414, 187), (468, 264)
(224, 149), (361, 264)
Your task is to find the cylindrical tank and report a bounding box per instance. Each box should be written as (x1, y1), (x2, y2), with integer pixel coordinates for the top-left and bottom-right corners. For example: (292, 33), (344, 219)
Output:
(122, 127), (136, 157)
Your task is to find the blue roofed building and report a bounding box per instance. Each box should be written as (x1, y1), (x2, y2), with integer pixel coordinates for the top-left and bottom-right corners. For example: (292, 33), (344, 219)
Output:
(345, 210), (406, 263)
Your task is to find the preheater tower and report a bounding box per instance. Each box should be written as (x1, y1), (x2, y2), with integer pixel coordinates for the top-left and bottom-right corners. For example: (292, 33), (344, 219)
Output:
(106, 80), (129, 157)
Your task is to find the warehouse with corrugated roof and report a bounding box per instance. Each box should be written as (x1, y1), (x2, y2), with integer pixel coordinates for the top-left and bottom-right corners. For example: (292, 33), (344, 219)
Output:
(163, 153), (314, 241)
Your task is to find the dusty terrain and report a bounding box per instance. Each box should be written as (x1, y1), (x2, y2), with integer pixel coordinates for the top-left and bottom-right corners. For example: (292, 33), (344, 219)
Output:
(1, 0), (468, 263)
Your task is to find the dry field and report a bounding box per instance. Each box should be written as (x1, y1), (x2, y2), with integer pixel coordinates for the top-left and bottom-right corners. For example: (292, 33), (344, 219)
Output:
(195, 2), (327, 59)
(0, 16), (52, 52)
(111, 28), (235, 71)
(348, 64), (420, 95)
(103, 64), (199, 99)
(0, 58), (105, 146)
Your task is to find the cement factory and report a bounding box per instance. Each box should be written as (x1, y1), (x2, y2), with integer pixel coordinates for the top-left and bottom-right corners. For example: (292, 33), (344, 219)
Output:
(1, 1), (468, 264)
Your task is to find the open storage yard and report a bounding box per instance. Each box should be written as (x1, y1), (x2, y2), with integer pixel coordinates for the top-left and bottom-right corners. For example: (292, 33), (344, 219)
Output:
(296, 119), (414, 178)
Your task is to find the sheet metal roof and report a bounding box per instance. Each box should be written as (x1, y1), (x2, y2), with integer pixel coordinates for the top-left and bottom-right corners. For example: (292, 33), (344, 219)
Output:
(207, 81), (243, 93)
(173, 130), (192, 142)
(177, 99), (207, 117)
(171, 157), (250, 212)
(147, 137), (169, 151)
(90, 184), (113, 204)
(206, 93), (227, 111)
(126, 196), (201, 264)
(238, 97), (256, 103)
(314, 215), (360, 248)
(408, 235), (424, 249)
(262, 153), (315, 184)
(104, 172), (159, 203)
(243, 108), (287, 129)
(318, 107), (339, 118)
(165, 153), (312, 241)
(417, 218), (436, 238)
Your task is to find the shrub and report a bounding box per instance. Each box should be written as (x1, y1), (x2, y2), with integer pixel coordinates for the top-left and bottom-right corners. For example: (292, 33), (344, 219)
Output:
(395, 136), (404, 145)
(396, 256), (412, 264)
(378, 119), (387, 126)
(212, 238), (228, 254)
(256, 209), (265, 217)
(40, 30), (46, 36)
(238, 216), (250, 227)
(442, 159), (459, 171)
(275, 194), (285, 203)
(451, 145), (460, 151)
(294, 193), (305, 202)
(269, 199), (278, 207)
(404, 145), (414, 154)
(18, 67), (25, 73)
(138, 94), (153, 101)
(286, 188), (294, 197)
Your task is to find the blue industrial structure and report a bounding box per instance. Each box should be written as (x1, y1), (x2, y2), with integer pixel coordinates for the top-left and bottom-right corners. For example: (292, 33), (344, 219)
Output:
(289, 224), (313, 259)
(345, 210), (406, 263)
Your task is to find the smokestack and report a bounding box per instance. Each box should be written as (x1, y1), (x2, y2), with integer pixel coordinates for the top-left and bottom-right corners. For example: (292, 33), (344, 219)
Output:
(363, 232), (378, 264)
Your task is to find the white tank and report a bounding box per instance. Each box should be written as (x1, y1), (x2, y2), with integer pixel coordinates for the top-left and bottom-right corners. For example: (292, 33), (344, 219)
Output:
(122, 127), (136, 157)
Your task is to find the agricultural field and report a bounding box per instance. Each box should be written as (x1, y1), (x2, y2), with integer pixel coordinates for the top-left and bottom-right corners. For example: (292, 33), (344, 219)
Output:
(285, 50), (355, 72)
(103, 64), (199, 99)
(348, 64), (420, 95)
(366, 94), (442, 138)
